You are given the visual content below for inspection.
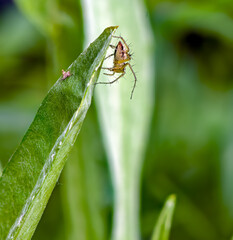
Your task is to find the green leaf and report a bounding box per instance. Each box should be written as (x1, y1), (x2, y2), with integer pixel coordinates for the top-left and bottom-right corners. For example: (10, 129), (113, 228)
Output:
(151, 195), (176, 240)
(0, 25), (118, 240)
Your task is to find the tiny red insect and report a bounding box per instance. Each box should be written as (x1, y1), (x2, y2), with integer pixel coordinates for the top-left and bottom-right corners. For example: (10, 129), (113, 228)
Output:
(61, 69), (71, 80)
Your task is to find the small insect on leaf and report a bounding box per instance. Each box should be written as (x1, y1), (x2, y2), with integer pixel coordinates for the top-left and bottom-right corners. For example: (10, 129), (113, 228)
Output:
(62, 69), (72, 80)
(95, 36), (137, 99)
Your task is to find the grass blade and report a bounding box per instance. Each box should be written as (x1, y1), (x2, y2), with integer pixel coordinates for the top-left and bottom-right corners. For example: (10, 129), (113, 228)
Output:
(0, 26), (117, 240)
(151, 195), (176, 240)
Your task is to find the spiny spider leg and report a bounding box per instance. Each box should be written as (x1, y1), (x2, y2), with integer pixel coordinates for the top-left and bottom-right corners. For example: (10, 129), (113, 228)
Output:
(104, 72), (115, 76)
(101, 67), (115, 75)
(95, 73), (125, 85)
(104, 44), (117, 60)
(125, 63), (137, 99)
(112, 36), (129, 52)
(101, 67), (113, 70)
(104, 53), (114, 60)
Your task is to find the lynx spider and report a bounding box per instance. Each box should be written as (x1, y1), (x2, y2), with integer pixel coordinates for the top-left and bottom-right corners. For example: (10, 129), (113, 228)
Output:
(96, 36), (137, 99)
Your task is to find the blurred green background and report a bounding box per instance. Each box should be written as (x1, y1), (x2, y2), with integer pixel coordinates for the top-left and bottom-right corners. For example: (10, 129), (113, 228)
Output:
(1, 0), (233, 239)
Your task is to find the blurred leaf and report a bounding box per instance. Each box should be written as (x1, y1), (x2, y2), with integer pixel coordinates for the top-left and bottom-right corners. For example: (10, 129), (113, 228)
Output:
(143, 2), (233, 239)
(153, 3), (233, 45)
(0, 26), (117, 240)
(81, 1), (155, 240)
(0, 7), (42, 57)
(151, 195), (176, 240)
(15, 0), (84, 74)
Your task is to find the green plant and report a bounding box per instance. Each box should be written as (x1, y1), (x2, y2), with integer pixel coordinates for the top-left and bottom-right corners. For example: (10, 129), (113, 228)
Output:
(0, 26), (117, 240)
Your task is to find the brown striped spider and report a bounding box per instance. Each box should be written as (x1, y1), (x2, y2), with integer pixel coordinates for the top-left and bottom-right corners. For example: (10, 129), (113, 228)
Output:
(96, 36), (137, 99)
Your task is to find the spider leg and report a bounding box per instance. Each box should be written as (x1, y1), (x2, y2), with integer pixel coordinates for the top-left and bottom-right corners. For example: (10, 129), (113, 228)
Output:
(104, 53), (114, 60)
(102, 67), (113, 70)
(95, 72), (125, 85)
(104, 72), (115, 76)
(125, 63), (137, 99)
(112, 36), (129, 52)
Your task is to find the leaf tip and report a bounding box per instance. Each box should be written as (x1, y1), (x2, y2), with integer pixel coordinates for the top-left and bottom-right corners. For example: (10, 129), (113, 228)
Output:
(166, 194), (176, 208)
